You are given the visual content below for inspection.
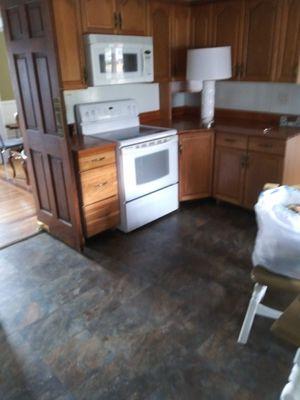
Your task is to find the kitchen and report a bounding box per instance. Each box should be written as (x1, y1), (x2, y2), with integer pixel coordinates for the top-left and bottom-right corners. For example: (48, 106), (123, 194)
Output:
(0, 0), (300, 398)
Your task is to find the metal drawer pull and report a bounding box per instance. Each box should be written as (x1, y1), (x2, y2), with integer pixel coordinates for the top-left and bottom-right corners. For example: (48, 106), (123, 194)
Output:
(91, 156), (105, 162)
(263, 128), (272, 135)
(95, 181), (108, 189)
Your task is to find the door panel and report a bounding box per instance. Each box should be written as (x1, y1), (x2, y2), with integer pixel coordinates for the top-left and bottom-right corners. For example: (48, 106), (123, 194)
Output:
(171, 4), (190, 80)
(118, 0), (147, 35)
(276, 0), (300, 82)
(1, 0), (83, 249)
(81, 0), (116, 33)
(190, 4), (212, 48)
(241, 0), (280, 81)
(243, 152), (283, 209)
(211, 1), (244, 80)
(213, 146), (246, 205)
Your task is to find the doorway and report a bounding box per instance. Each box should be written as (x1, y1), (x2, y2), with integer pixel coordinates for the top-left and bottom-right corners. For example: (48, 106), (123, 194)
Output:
(0, 21), (38, 248)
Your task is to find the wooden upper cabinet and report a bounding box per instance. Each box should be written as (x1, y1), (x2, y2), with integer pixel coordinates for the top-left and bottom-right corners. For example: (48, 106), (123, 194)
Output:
(52, 0), (86, 90)
(190, 4), (212, 48)
(118, 0), (147, 35)
(81, 0), (117, 33)
(275, 0), (300, 82)
(171, 4), (190, 80)
(240, 0), (281, 81)
(211, 1), (244, 80)
(179, 131), (214, 201)
(149, 1), (171, 82)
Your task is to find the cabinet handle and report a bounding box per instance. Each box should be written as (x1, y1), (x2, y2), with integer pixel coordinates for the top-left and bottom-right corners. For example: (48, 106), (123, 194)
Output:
(114, 12), (118, 28)
(263, 128), (272, 135)
(224, 138), (236, 143)
(91, 156), (105, 163)
(95, 181), (108, 189)
(240, 155), (248, 168)
(179, 144), (183, 154)
(259, 143), (273, 149)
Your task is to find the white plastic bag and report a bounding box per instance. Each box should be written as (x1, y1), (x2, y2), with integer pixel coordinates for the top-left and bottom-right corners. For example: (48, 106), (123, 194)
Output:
(252, 186), (300, 279)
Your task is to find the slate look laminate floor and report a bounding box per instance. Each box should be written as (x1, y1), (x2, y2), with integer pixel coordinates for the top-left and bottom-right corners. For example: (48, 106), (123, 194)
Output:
(0, 200), (295, 400)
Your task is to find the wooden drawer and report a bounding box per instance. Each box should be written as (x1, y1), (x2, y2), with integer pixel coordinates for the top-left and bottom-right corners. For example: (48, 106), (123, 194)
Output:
(78, 149), (116, 172)
(82, 196), (120, 237)
(248, 137), (286, 155)
(216, 132), (248, 150)
(80, 164), (118, 206)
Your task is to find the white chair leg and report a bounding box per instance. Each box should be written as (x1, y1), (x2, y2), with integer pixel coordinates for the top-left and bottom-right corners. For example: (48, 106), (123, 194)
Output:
(281, 349), (300, 400)
(238, 283), (268, 344)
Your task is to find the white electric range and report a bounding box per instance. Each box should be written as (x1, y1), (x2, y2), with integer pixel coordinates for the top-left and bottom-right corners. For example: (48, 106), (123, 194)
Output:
(75, 99), (179, 232)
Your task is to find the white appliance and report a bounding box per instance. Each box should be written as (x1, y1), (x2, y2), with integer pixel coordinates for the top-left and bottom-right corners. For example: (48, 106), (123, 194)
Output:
(75, 99), (179, 233)
(84, 34), (154, 86)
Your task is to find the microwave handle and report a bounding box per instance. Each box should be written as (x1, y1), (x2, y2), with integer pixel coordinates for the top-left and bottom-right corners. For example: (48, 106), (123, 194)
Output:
(141, 49), (145, 74)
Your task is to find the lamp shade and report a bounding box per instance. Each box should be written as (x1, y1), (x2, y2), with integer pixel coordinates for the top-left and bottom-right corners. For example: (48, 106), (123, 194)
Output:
(187, 46), (232, 82)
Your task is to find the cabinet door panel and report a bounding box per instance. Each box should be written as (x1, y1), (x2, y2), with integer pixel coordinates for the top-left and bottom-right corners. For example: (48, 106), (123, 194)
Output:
(172, 4), (190, 80)
(190, 4), (212, 48)
(243, 152), (283, 209)
(211, 1), (244, 80)
(52, 0), (85, 89)
(241, 0), (280, 81)
(180, 131), (214, 201)
(149, 1), (171, 82)
(276, 0), (300, 82)
(213, 146), (246, 205)
(81, 0), (116, 33)
(118, 0), (147, 35)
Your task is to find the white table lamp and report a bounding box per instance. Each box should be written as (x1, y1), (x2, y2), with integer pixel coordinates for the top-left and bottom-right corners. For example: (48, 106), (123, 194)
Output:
(187, 46), (232, 127)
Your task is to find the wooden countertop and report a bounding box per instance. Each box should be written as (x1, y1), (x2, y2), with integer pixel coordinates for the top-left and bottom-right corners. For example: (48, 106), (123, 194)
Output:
(71, 134), (115, 154)
(146, 116), (300, 140)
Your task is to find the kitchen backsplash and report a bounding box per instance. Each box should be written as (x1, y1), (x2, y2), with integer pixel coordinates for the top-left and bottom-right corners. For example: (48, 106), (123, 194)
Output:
(64, 83), (159, 124)
(173, 82), (300, 116)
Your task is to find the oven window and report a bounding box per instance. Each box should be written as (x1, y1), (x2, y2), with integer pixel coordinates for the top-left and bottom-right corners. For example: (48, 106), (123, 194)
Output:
(123, 53), (138, 73)
(135, 150), (169, 185)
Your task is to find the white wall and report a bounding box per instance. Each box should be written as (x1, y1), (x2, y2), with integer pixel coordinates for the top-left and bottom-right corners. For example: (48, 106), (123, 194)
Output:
(64, 83), (160, 124)
(173, 82), (300, 116)
(0, 99), (17, 138)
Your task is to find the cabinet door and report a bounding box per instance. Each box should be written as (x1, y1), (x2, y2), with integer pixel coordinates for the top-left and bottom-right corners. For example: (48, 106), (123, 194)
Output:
(81, 0), (117, 33)
(275, 0), (300, 82)
(118, 0), (147, 35)
(180, 131), (214, 201)
(171, 4), (190, 80)
(149, 1), (171, 82)
(213, 146), (246, 205)
(241, 0), (280, 81)
(211, 1), (244, 80)
(243, 152), (283, 209)
(52, 0), (86, 90)
(190, 4), (212, 48)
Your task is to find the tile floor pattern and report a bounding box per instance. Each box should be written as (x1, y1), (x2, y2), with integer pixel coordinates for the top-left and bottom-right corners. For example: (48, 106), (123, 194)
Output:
(0, 200), (295, 399)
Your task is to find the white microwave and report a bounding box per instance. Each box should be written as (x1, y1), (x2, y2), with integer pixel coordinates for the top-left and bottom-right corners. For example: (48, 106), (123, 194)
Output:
(84, 34), (154, 86)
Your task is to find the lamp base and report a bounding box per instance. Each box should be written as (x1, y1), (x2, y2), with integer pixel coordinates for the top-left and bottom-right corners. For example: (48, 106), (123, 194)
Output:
(201, 80), (216, 128)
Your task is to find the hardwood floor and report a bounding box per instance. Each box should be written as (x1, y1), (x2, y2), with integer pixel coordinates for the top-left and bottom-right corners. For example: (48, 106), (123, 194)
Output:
(0, 178), (38, 248)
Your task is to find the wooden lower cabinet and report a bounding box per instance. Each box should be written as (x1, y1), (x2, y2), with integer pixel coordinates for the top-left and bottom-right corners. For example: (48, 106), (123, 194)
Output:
(179, 130), (214, 201)
(243, 151), (283, 209)
(213, 131), (285, 209)
(76, 146), (120, 238)
(213, 146), (246, 205)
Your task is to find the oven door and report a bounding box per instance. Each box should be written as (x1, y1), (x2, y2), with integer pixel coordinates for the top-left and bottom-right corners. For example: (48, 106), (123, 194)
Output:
(119, 135), (178, 202)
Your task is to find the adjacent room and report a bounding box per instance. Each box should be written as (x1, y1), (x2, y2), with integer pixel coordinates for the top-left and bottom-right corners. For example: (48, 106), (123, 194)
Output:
(0, 0), (299, 399)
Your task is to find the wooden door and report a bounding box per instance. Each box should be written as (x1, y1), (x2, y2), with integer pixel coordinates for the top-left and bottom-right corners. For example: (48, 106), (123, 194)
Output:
(171, 4), (190, 80)
(52, 0), (86, 89)
(241, 0), (281, 81)
(1, 0), (83, 249)
(149, 1), (171, 82)
(211, 1), (244, 80)
(179, 130), (214, 201)
(190, 3), (212, 48)
(213, 146), (246, 205)
(243, 152), (283, 209)
(81, 0), (117, 33)
(275, 0), (300, 82)
(118, 0), (147, 35)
